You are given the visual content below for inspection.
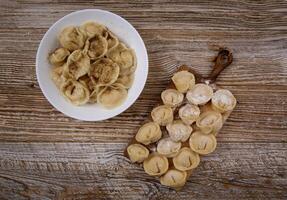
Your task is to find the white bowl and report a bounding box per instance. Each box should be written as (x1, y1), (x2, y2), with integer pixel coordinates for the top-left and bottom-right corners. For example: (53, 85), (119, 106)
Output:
(36, 9), (148, 121)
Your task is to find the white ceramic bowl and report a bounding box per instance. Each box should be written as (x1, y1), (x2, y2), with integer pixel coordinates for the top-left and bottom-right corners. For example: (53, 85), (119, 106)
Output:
(36, 9), (148, 121)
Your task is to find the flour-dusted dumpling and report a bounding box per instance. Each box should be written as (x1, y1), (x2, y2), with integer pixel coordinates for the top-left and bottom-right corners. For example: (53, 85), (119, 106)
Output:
(172, 147), (200, 171)
(84, 35), (108, 60)
(166, 120), (193, 142)
(97, 83), (127, 109)
(189, 131), (217, 155)
(136, 122), (162, 145)
(90, 58), (120, 86)
(196, 110), (223, 134)
(49, 48), (70, 66)
(51, 65), (66, 88)
(127, 144), (149, 163)
(151, 105), (173, 126)
(80, 21), (106, 38)
(212, 89), (237, 113)
(63, 50), (90, 80)
(172, 71), (195, 93)
(104, 30), (119, 51)
(60, 79), (90, 106)
(161, 89), (184, 107)
(59, 26), (86, 51)
(107, 43), (136, 74)
(160, 169), (187, 188)
(157, 137), (181, 158)
(186, 83), (213, 105)
(143, 153), (169, 176)
(115, 73), (134, 89)
(179, 104), (200, 125)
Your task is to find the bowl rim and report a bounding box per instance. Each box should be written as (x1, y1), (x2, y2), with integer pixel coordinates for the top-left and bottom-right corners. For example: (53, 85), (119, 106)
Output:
(36, 9), (148, 121)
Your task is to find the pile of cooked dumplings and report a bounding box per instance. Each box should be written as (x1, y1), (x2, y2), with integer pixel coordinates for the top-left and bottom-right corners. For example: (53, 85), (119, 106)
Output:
(127, 70), (236, 189)
(49, 21), (137, 108)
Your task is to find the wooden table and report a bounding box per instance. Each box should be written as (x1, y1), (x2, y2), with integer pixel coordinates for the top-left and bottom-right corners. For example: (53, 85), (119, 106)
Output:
(0, 1), (286, 199)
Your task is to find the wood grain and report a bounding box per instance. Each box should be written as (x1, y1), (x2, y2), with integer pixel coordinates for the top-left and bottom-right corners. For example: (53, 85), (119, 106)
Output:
(0, 0), (286, 199)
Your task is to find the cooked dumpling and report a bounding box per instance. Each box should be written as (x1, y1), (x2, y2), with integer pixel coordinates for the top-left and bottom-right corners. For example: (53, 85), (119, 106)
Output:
(161, 89), (184, 107)
(59, 26), (86, 51)
(90, 58), (120, 86)
(104, 30), (119, 50)
(97, 83), (127, 109)
(160, 169), (187, 188)
(212, 89), (237, 113)
(136, 122), (162, 145)
(49, 48), (70, 66)
(80, 21), (106, 38)
(63, 50), (90, 80)
(189, 131), (217, 155)
(171, 71), (195, 93)
(60, 79), (90, 106)
(186, 83), (213, 105)
(172, 147), (200, 171)
(89, 85), (105, 103)
(127, 144), (149, 163)
(84, 35), (108, 60)
(143, 153), (169, 176)
(178, 104), (200, 125)
(116, 73), (134, 89)
(151, 105), (173, 126)
(107, 43), (136, 73)
(51, 65), (65, 88)
(166, 120), (193, 142)
(196, 110), (223, 134)
(157, 137), (181, 158)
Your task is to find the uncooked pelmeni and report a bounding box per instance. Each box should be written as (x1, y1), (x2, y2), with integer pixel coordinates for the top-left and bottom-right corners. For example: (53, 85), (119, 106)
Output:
(189, 131), (217, 155)
(172, 147), (200, 171)
(127, 143), (149, 163)
(166, 120), (193, 142)
(160, 169), (187, 188)
(151, 105), (174, 126)
(161, 89), (184, 107)
(157, 137), (181, 158)
(196, 110), (223, 134)
(186, 83), (213, 105)
(212, 89), (237, 113)
(143, 153), (169, 176)
(172, 71), (195, 93)
(135, 122), (162, 145)
(178, 104), (200, 125)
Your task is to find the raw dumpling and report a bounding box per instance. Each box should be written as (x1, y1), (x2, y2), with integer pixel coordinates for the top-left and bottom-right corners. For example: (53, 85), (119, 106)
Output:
(116, 74), (134, 89)
(90, 58), (120, 86)
(171, 71), (195, 93)
(161, 89), (184, 107)
(143, 153), (169, 176)
(104, 30), (119, 50)
(179, 104), (200, 125)
(151, 105), (173, 126)
(160, 169), (187, 188)
(166, 120), (193, 142)
(97, 83), (127, 109)
(84, 35), (108, 60)
(63, 50), (90, 80)
(186, 83), (213, 105)
(49, 48), (70, 66)
(172, 147), (200, 171)
(212, 89), (237, 113)
(107, 43), (136, 74)
(157, 137), (181, 158)
(59, 26), (86, 51)
(60, 79), (90, 106)
(51, 65), (65, 88)
(135, 122), (162, 145)
(80, 21), (106, 38)
(127, 144), (149, 163)
(196, 110), (223, 134)
(189, 131), (217, 155)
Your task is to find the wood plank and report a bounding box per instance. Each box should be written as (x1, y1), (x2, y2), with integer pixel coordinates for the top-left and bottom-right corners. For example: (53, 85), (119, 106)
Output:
(0, 142), (286, 199)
